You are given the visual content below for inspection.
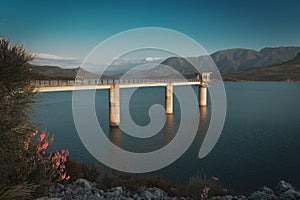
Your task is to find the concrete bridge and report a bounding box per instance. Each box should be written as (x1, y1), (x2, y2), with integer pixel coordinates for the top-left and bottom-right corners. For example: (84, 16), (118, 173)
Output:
(33, 73), (211, 126)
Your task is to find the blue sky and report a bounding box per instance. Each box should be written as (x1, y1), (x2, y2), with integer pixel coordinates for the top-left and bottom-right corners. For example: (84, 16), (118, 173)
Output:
(1, 0), (300, 64)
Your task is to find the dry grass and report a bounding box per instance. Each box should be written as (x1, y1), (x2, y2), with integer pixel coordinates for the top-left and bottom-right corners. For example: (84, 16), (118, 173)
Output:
(0, 182), (39, 200)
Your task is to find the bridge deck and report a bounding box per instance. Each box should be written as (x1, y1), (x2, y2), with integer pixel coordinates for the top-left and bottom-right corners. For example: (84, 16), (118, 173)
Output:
(35, 81), (201, 92)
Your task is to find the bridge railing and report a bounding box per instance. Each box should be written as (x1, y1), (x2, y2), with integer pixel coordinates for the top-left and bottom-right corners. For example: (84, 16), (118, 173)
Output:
(31, 78), (200, 87)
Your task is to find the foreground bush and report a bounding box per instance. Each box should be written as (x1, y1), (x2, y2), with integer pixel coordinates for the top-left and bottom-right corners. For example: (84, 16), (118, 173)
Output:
(0, 39), (70, 199)
(0, 38), (37, 199)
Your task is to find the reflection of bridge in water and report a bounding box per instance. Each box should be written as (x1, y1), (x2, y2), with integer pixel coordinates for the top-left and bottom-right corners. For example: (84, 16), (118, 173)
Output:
(33, 72), (211, 126)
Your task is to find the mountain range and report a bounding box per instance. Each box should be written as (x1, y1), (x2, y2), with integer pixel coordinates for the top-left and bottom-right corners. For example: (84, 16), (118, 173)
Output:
(222, 53), (300, 82)
(160, 46), (300, 74)
(211, 46), (300, 73)
(31, 46), (300, 82)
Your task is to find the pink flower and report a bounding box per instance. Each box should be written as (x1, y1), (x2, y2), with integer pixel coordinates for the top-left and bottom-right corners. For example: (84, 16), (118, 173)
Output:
(61, 156), (67, 162)
(62, 149), (69, 156)
(203, 186), (209, 193)
(60, 164), (66, 169)
(41, 158), (46, 164)
(61, 173), (70, 180)
(40, 132), (46, 141)
(201, 193), (208, 199)
(61, 172), (66, 180)
(56, 160), (60, 167)
(211, 176), (219, 181)
(41, 141), (48, 149)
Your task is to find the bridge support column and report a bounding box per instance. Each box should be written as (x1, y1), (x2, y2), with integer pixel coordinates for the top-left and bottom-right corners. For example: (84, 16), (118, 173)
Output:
(166, 83), (173, 114)
(109, 84), (120, 126)
(199, 82), (208, 107)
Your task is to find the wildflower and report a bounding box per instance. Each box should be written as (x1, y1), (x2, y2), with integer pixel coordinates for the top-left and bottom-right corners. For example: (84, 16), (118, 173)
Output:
(201, 186), (210, 199)
(65, 149), (69, 156)
(211, 176), (219, 181)
(66, 176), (70, 181)
(61, 172), (66, 180)
(60, 163), (66, 169)
(203, 186), (209, 193)
(41, 141), (49, 149)
(61, 149), (69, 156)
(61, 155), (67, 162)
(40, 131), (46, 141)
(56, 160), (60, 167)
(41, 158), (46, 164)
(201, 193), (208, 199)
(52, 154), (57, 162)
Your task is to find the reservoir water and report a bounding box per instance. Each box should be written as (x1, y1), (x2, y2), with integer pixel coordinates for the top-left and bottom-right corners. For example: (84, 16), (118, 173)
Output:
(32, 82), (300, 192)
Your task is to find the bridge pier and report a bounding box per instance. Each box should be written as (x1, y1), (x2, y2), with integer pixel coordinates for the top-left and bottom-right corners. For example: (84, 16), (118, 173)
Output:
(166, 83), (173, 114)
(109, 84), (120, 126)
(199, 82), (208, 107)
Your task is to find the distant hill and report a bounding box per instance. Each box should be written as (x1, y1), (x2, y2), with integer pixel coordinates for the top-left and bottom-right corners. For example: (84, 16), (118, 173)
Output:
(222, 53), (300, 82)
(160, 46), (300, 74)
(30, 65), (106, 80)
(212, 46), (300, 73)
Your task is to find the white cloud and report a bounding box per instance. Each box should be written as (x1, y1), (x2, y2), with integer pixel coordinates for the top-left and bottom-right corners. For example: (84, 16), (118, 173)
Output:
(145, 57), (161, 62)
(34, 53), (78, 61)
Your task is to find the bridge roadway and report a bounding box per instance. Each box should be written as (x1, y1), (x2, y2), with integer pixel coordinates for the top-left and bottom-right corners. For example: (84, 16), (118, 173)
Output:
(35, 81), (201, 92)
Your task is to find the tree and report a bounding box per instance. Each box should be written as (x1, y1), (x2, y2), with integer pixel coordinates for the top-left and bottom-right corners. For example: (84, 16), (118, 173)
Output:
(0, 38), (37, 199)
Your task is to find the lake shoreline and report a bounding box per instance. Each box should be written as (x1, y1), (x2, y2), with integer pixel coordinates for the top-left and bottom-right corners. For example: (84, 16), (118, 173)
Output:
(36, 179), (300, 200)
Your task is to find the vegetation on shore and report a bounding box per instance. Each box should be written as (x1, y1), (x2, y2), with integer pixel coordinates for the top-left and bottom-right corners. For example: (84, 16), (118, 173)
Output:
(65, 160), (228, 199)
(0, 39), (71, 199)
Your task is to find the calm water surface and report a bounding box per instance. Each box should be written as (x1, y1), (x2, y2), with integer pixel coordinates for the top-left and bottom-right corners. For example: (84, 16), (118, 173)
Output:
(32, 82), (300, 192)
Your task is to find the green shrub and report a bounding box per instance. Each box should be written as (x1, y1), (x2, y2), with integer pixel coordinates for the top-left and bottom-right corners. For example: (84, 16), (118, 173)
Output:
(0, 38), (38, 199)
(0, 39), (71, 199)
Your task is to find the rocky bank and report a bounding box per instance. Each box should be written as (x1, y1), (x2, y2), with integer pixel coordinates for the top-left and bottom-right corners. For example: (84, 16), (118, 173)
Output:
(36, 179), (300, 200)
